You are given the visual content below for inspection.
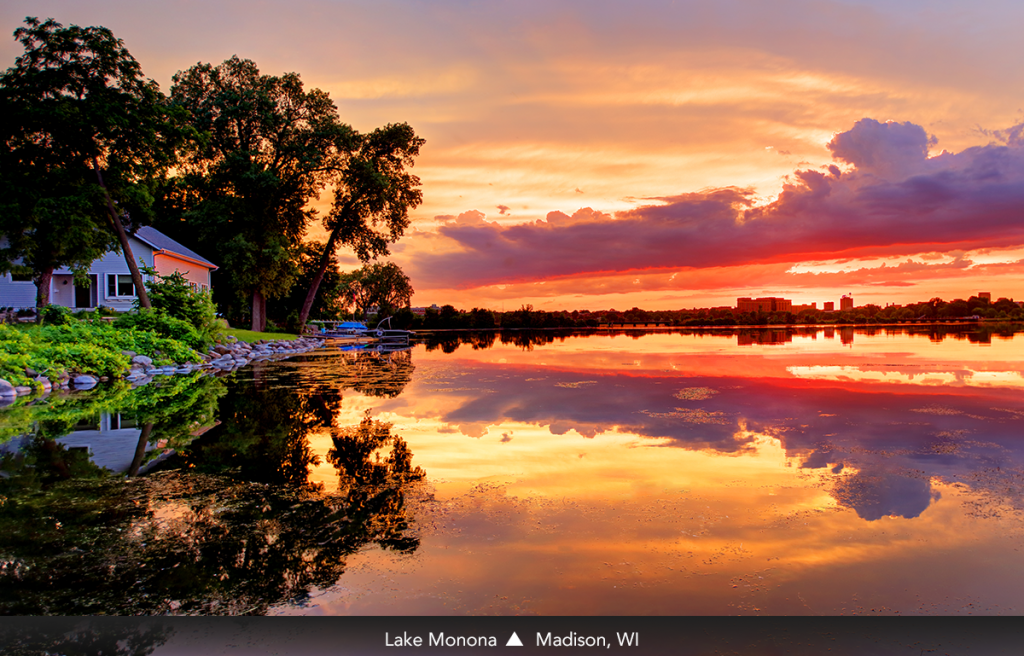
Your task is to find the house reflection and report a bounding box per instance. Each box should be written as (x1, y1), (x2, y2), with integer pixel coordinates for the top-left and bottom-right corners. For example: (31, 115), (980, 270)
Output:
(52, 412), (170, 475)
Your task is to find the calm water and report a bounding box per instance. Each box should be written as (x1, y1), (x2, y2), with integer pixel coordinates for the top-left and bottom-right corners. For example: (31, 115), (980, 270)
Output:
(2, 326), (1024, 615)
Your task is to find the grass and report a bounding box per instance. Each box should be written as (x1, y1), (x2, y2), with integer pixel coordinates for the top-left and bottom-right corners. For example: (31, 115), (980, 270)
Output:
(224, 328), (298, 343)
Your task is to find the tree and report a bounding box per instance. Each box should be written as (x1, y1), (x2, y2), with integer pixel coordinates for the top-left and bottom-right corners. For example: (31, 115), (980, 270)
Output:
(269, 240), (347, 328)
(0, 17), (191, 310)
(338, 261), (414, 319)
(169, 57), (355, 332)
(297, 123), (424, 328)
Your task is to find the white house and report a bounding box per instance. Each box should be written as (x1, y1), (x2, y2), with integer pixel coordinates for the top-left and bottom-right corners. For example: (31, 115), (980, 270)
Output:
(0, 226), (218, 311)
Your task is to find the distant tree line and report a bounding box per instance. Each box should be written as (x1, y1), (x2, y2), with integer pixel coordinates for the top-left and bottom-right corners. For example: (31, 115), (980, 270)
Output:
(393, 295), (1024, 330)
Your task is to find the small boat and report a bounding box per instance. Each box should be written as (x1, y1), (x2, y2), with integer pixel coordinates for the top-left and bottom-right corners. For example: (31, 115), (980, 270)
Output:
(321, 320), (370, 339)
(320, 317), (413, 346)
(369, 317), (414, 343)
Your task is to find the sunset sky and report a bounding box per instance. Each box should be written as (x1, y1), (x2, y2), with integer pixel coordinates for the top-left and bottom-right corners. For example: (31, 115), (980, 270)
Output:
(3, 0), (1024, 310)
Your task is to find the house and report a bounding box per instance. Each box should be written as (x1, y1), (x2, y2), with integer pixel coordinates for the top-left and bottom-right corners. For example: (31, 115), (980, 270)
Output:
(0, 226), (217, 311)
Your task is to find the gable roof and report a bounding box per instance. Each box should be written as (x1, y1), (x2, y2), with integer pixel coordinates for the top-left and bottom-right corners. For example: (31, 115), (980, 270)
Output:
(134, 226), (218, 270)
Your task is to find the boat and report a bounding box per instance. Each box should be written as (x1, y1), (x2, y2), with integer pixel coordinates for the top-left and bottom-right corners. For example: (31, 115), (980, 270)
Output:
(319, 317), (414, 346)
(368, 317), (414, 344)
(321, 320), (371, 339)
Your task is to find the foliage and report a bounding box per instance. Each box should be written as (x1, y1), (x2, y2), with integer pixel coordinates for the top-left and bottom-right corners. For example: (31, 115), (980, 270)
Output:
(269, 240), (347, 328)
(40, 303), (72, 325)
(339, 261), (414, 319)
(0, 17), (192, 309)
(297, 123), (424, 327)
(0, 318), (202, 388)
(165, 56), (355, 332)
(112, 309), (205, 354)
(141, 271), (220, 346)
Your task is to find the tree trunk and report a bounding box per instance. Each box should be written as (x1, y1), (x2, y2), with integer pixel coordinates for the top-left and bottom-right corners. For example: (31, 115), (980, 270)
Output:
(34, 266), (53, 313)
(127, 422), (154, 477)
(251, 289), (266, 332)
(92, 158), (151, 309)
(297, 226), (341, 330)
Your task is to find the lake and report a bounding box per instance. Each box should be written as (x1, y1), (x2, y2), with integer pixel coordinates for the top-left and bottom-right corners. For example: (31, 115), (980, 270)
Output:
(2, 325), (1023, 615)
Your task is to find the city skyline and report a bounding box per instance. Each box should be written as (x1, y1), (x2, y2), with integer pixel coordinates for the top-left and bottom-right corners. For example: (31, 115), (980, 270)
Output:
(2, 1), (1023, 311)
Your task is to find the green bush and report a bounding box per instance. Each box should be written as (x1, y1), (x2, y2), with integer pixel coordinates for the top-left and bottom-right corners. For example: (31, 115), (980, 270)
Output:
(141, 272), (220, 346)
(113, 309), (204, 353)
(41, 304), (73, 326)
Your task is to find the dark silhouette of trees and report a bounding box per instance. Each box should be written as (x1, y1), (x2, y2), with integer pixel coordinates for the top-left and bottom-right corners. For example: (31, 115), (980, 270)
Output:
(1, 17), (192, 310)
(168, 56), (355, 332)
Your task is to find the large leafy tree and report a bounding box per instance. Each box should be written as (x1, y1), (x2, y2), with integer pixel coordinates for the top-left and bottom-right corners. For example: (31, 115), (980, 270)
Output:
(297, 123), (424, 328)
(339, 261), (414, 319)
(168, 57), (355, 332)
(0, 17), (190, 309)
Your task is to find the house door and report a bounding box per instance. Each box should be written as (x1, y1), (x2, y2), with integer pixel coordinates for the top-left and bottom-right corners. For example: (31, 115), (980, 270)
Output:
(74, 275), (97, 308)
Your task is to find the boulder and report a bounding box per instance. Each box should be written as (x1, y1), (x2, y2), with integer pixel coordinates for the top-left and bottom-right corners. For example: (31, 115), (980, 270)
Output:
(0, 379), (16, 397)
(73, 375), (98, 389)
(132, 355), (153, 367)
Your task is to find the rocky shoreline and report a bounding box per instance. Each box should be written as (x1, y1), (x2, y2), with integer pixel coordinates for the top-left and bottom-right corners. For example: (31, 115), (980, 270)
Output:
(0, 335), (326, 404)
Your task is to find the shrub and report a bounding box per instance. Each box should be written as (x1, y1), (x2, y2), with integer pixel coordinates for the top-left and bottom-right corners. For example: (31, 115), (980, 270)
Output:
(41, 304), (73, 325)
(113, 309), (205, 353)
(141, 272), (219, 346)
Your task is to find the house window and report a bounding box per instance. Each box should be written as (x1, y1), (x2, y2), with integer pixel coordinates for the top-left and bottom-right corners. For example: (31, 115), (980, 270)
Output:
(109, 414), (138, 430)
(106, 274), (136, 298)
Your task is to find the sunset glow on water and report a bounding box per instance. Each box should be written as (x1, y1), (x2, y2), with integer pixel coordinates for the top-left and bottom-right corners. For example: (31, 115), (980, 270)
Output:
(265, 328), (1024, 615)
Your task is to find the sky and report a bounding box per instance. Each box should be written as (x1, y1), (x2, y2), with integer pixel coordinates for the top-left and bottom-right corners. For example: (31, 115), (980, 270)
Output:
(3, 0), (1024, 311)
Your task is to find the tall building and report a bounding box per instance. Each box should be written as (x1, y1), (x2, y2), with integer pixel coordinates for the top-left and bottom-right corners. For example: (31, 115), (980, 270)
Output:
(840, 294), (853, 311)
(823, 301), (835, 312)
(978, 292), (991, 301)
(736, 297), (793, 313)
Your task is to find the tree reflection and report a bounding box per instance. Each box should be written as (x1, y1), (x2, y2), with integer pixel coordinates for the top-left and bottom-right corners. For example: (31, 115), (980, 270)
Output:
(336, 348), (414, 398)
(0, 403), (426, 614)
(328, 414), (425, 552)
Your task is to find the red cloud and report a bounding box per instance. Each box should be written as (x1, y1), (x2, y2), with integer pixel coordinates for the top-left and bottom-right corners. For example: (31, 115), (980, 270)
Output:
(407, 119), (1024, 290)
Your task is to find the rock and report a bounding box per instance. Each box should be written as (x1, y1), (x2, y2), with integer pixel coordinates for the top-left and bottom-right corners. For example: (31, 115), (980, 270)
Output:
(24, 367), (38, 378)
(34, 377), (52, 391)
(132, 355), (153, 367)
(15, 386), (32, 395)
(213, 345), (233, 355)
(73, 375), (98, 389)
(0, 379), (16, 397)
(121, 350), (137, 358)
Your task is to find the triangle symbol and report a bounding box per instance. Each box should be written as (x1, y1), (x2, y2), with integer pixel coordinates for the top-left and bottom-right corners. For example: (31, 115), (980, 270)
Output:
(506, 632), (524, 647)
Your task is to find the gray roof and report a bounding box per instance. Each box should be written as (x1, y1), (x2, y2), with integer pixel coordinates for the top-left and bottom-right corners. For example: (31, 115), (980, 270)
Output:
(135, 226), (218, 270)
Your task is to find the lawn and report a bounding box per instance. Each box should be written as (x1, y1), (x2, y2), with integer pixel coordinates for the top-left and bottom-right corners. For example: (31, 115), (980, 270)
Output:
(224, 328), (298, 343)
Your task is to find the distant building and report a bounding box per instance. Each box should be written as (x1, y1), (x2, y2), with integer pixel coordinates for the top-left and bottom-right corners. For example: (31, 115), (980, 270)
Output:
(840, 295), (854, 311)
(792, 302), (817, 312)
(410, 304), (440, 317)
(823, 301), (835, 312)
(736, 297), (793, 313)
(978, 292), (991, 301)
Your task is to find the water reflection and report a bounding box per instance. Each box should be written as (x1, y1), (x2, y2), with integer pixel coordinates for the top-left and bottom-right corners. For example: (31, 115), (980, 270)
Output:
(0, 367), (426, 615)
(1, 326), (1023, 615)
